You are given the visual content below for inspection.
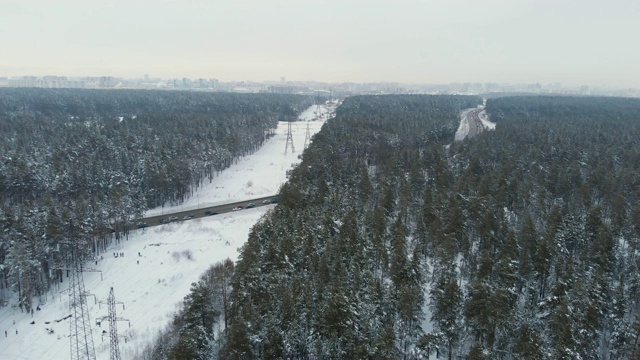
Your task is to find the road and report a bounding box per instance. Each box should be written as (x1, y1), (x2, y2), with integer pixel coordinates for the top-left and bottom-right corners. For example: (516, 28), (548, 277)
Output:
(138, 195), (277, 228)
(466, 108), (484, 138)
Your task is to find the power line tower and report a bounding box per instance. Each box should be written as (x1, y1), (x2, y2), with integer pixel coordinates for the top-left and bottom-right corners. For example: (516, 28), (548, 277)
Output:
(57, 220), (98, 360)
(303, 120), (311, 149)
(284, 119), (295, 155)
(97, 287), (129, 360)
(314, 91), (323, 120)
(69, 260), (97, 360)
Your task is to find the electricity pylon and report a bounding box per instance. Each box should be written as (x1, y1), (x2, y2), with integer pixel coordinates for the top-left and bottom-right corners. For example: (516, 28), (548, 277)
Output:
(69, 260), (97, 360)
(314, 92), (323, 120)
(97, 287), (129, 360)
(284, 120), (295, 155)
(303, 120), (311, 149)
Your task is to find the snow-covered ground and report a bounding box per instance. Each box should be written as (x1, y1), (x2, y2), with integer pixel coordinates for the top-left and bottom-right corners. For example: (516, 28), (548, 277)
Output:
(146, 104), (329, 216)
(454, 108), (475, 141)
(0, 104), (331, 360)
(477, 108), (495, 130)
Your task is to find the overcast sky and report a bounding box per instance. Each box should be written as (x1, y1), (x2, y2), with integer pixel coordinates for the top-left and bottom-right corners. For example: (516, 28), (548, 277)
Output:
(1, 0), (638, 87)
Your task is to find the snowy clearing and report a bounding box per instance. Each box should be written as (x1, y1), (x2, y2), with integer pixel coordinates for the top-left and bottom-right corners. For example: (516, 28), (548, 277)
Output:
(455, 108), (474, 141)
(0, 104), (330, 360)
(478, 109), (496, 130)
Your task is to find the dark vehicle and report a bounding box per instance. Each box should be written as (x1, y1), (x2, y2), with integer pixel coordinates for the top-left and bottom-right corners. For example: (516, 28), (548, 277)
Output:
(160, 218), (171, 224)
(246, 202), (256, 208)
(205, 210), (218, 216)
(137, 222), (148, 229)
(270, 197), (279, 204)
(182, 214), (194, 220)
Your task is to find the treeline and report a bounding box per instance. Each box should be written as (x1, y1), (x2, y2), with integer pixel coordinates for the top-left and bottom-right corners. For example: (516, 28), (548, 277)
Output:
(137, 94), (478, 359)
(136, 259), (235, 360)
(0, 88), (312, 312)
(202, 94), (639, 359)
(485, 95), (640, 122)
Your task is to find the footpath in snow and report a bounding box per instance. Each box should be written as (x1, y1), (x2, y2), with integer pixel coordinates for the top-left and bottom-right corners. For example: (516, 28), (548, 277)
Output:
(0, 103), (332, 360)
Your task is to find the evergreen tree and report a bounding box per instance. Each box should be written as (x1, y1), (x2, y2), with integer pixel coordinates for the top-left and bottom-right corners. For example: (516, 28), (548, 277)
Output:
(431, 272), (462, 360)
(513, 324), (543, 360)
(221, 316), (253, 360)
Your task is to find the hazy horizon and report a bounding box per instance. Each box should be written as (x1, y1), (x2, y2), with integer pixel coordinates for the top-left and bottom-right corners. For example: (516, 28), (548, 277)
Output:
(2, 0), (639, 88)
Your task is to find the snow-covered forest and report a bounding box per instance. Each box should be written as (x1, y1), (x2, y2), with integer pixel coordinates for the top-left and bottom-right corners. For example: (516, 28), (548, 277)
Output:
(165, 94), (640, 359)
(0, 89), (313, 314)
(3, 90), (640, 360)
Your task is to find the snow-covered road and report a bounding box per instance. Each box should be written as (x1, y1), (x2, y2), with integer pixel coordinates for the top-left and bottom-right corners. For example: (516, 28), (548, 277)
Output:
(455, 105), (495, 141)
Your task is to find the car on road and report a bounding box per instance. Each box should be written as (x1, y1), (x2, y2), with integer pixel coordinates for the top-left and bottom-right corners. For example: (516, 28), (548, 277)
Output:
(232, 206), (243, 211)
(160, 218), (171, 224)
(246, 202), (255, 208)
(262, 199), (271, 204)
(204, 210), (218, 216)
(167, 216), (179, 222)
(182, 214), (194, 220)
(137, 222), (148, 229)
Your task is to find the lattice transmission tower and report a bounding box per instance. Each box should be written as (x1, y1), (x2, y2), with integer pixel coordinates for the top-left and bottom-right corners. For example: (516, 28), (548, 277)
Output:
(303, 120), (311, 149)
(284, 120), (295, 155)
(69, 260), (97, 360)
(97, 287), (129, 360)
(314, 92), (323, 120)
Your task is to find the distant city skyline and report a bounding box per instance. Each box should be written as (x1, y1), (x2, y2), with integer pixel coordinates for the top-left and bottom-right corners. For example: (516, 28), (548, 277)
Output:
(4, 74), (637, 100)
(2, 0), (639, 88)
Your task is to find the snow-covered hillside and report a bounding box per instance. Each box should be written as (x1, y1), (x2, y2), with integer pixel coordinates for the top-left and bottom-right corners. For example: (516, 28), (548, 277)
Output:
(0, 104), (331, 360)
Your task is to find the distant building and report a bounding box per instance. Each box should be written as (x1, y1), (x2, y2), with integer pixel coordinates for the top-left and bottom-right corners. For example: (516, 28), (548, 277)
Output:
(579, 85), (590, 95)
(268, 85), (294, 94)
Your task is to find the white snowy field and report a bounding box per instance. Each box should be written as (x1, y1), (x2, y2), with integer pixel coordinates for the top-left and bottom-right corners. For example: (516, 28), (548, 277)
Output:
(146, 104), (328, 216)
(0, 104), (331, 360)
(454, 108), (475, 141)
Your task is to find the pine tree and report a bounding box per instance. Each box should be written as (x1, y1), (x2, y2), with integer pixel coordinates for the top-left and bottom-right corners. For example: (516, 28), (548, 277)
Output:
(466, 342), (487, 360)
(513, 324), (543, 360)
(431, 272), (462, 360)
(518, 215), (537, 281)
(263, 328), (285, 360)
(183, 281), (219, 336)
(549, 298), (576, 360)
(221, 316), (253, 360)
(168, 325), (211, 360)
